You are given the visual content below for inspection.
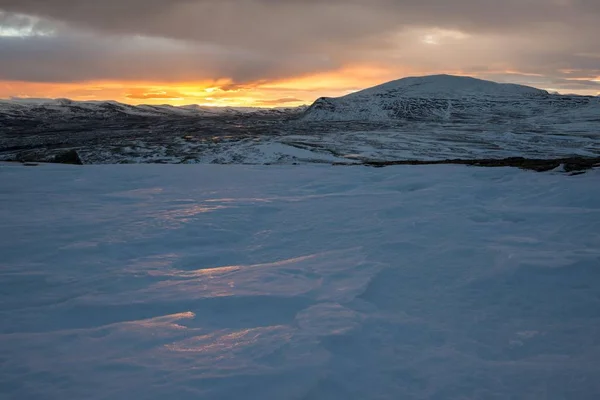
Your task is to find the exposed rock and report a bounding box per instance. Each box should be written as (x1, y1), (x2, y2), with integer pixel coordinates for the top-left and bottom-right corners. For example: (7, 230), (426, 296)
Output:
(54, 149), (83, 165)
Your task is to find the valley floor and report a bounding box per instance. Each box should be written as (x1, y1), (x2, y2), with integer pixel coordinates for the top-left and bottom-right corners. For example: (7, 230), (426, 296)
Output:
(1, 164), (600, 399)
(2, 118), (599, 165)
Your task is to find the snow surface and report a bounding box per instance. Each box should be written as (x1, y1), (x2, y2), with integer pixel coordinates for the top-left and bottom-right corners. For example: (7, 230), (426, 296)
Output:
(1, 163), (600, 399)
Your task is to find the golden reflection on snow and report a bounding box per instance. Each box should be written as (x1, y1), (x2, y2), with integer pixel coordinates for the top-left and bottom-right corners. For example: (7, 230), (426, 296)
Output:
(148, 254), (318, 279)
(148, 265), (242, 278)
(134, 254), (324, 299)
(86, 249), (367, 305)
(165, 325), (291, 354)
(121, 312), (196, 334)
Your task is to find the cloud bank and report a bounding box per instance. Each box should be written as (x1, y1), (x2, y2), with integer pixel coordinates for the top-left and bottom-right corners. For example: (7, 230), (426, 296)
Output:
(0, 0), (599, 101)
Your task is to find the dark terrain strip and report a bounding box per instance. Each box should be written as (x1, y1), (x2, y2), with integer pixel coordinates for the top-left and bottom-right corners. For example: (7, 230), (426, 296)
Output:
(353, 156), (600, 173)
(9, 150), (600, 174)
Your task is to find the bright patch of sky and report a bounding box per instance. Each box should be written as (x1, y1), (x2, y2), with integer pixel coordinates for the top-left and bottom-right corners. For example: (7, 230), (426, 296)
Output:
(0, 13), (55, 37)
(420, 28), (470, 45)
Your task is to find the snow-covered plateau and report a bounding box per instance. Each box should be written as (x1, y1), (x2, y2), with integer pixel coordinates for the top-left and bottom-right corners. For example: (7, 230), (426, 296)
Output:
(1, 163), (600, 399)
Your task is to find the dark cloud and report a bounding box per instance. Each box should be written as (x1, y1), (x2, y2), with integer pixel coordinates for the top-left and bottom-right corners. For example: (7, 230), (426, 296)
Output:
(0, 1), (599, 93)
(2, 0), (599, 43)
(0, 34), (337, 83)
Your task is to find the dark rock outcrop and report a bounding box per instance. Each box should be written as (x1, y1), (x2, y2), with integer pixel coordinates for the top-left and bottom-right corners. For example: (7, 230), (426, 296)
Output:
(358, 156), (600, 173)
(54, 149), (84, 165)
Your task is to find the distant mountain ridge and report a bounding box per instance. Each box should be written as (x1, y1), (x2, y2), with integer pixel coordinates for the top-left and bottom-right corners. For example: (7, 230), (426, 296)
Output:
(1, 75), (599, 166)
(0, 97), (307, 122)
(302, 74), (599, 122)
(1, 75), (598, 125)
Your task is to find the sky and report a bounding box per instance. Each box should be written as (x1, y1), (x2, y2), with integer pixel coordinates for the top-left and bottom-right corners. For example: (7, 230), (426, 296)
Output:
(0, 1), (599, 107)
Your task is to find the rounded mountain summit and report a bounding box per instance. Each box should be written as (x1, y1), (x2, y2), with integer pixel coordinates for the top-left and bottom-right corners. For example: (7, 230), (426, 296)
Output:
(302, 74), (597, 121)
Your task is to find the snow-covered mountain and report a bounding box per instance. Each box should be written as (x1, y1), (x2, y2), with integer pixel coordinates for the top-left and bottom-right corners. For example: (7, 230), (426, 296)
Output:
(302, 74), (599, 121)
(0, 98), (306, 122)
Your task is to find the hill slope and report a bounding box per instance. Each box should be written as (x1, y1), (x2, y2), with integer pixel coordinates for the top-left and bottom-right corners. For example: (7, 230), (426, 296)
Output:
(302, 74), (598, 122)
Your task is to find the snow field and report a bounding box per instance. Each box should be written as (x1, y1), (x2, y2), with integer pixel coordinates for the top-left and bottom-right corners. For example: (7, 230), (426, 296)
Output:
(1, 163), (599, 399)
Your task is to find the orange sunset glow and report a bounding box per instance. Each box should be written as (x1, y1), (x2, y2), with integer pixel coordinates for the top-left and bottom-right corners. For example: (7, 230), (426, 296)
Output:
(0, 65), (426, 107)
(2, 65), (599, 107)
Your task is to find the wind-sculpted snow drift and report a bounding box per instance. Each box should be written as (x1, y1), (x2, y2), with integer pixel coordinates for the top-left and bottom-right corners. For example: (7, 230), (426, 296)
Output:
(1, 164), (600, 399)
